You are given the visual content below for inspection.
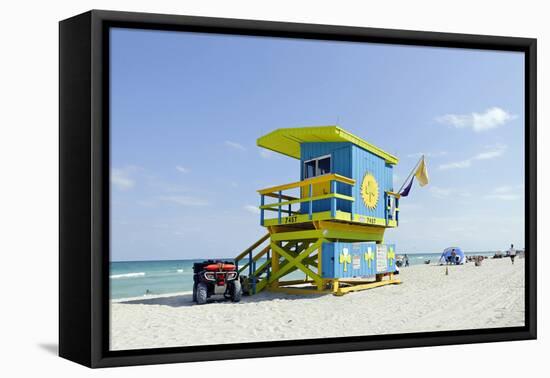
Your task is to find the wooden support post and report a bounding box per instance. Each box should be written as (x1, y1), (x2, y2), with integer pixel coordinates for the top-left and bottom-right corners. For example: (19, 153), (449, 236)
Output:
(252, 260), (257, 294)
(396, 197), (399, 225)
(278, 190), (282, 224)
(332, 279), (339, 294)
(260, 194), (265, 226)
(248, 251), (253, 277)
(330, 180), (336, 218)
(384, 192), (388, 226)
(266, 249), (271, 280)
(270, 241), (279, 288)
(317, 241), (323, 290)
(269, 240), (323, 287)
(308, 183), (313, 220)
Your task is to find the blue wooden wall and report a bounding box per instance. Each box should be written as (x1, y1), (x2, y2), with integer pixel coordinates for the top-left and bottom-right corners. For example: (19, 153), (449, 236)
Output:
(351, 145), (394, 219)
(300, 142), (352, 213)
(321, 241), (397, 278)
(299, 142), (393, 219)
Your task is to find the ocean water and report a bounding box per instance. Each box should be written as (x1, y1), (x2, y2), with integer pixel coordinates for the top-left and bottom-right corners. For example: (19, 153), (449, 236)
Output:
(110, 252), (495, 300)
(111, 258), (291, 299)
(111, 259), (198, 299)
(398, 252), (494, 266)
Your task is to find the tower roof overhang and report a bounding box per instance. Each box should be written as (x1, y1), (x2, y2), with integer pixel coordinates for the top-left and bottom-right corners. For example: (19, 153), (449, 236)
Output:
(257, 125), (399, 165)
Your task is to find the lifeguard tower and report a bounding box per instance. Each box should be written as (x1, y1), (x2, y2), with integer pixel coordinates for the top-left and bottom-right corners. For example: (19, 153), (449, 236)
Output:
(235, 126), (401, 296)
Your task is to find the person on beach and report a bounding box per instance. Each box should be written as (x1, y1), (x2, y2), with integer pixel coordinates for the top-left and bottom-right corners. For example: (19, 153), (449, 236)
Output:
(474, 256), (483, 266)
(404, 254), (410, 267)
(450, 249), (457, 265)
(508, 244), (517, 264)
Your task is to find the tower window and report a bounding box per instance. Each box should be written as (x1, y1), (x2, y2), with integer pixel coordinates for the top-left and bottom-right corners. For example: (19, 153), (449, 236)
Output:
(304, 155), (331, 178)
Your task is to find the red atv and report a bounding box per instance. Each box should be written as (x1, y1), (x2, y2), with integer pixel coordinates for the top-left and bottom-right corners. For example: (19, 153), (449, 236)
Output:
(192, 260), (242, 304)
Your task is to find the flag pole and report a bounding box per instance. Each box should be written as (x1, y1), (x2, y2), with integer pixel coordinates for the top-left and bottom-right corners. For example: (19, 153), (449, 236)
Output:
(397, 155), (424, 194)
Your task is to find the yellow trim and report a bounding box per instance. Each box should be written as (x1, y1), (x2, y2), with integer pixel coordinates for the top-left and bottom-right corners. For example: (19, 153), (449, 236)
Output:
(267, 286), (332, 295)
(317, 220), (386, 235)
(271, 243), (280, 288)
(255, 277), (270, 293)
(277, 279), (315, 286)
(333, 278), (401, 296)
(324, 229), (384, 242)
(351, 213), (398, 227)
(386, 191), (401, 199)
(257, 126), (399, 165)
(270, 241), (324, 287)
(258, 173), (355, 195)
(264, 277), (401, 296)
(237, 245), (270, 274)
(270, 228), (384, 243)
(262, 210), (397, 228)
(270, 230), (324, 241)
(260, 192), (354, 209)
(235, 233), (270, 261)
(317, 243), (323, 290)
(262, 211), (332, 227)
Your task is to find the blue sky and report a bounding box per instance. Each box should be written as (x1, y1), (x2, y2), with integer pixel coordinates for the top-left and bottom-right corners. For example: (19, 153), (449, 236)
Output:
(110, 28), (524, 261)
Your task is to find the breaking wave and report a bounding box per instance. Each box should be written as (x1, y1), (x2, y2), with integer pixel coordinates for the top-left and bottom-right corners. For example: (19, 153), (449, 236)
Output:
(110, 272), (146, 279)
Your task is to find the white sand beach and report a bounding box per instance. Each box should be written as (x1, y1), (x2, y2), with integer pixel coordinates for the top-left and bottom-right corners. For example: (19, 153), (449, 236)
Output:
(110, 258), (525, 351)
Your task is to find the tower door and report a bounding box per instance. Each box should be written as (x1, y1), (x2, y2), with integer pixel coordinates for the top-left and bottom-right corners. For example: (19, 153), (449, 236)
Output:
(301, 155), (331, 210)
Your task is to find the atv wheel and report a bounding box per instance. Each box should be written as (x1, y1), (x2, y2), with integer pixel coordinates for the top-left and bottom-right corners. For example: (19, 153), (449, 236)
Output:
(230, 280), (242, 302)
(196, 282), (208, 305)
(192, 283), (197, 302)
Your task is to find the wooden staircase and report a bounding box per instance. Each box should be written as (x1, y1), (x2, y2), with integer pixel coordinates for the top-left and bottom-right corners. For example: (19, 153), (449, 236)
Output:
(234, 233), (272, 294)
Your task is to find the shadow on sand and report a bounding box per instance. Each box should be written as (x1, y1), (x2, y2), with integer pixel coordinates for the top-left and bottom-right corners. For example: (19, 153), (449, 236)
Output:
(117, 291), (325, 308)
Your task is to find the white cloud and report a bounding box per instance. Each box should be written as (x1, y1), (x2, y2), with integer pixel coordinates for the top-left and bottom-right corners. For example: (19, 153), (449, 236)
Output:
(158, 195), (210, 207)
(494, 186), (514, 193)
(474, 147), (505, 160)
(439, 144), (506, 170)
(439, 160), (472, 170)
(111, 168), (135, 190)
(436, 107), (516, 132)
(485, 193), (520, 201)
(176, 165), (190, 173)
(244, 205), (261, 214)
(429, 186), (453, 198)
(225, 140), (246, 151)
(484, 185), (522, 201)
(429, 186), (471, 199)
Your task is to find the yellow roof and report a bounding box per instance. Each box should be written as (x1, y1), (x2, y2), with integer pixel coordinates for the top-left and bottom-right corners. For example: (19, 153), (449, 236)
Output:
(257, 125), (399, 164)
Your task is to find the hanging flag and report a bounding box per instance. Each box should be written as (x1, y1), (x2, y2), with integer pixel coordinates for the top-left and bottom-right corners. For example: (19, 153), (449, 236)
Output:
(415, 156), (429, 187)
(400, 176), (414, 197)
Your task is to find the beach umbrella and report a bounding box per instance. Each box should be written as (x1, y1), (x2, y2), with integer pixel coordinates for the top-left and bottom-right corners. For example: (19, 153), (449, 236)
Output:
(438, 247), (465, 265)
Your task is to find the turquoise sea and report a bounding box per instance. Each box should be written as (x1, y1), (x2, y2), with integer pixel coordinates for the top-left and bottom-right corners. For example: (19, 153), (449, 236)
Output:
(110, 252), (496, 299)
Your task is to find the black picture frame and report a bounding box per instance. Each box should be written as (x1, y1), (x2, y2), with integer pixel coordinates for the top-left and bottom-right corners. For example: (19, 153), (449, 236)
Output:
(59, 9), (537, 368)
